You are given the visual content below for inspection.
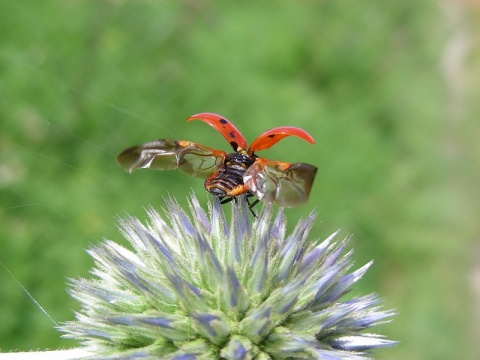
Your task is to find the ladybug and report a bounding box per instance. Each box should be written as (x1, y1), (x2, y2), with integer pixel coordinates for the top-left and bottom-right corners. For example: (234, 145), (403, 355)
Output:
(117, 113), (317, 211)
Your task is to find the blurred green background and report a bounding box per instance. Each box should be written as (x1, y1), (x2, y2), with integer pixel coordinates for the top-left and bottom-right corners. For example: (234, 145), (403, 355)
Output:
(0, 1), (478, 358)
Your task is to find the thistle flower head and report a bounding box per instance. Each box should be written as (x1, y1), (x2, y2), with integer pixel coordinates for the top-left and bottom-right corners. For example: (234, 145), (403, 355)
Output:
(61, 194), (395, 359)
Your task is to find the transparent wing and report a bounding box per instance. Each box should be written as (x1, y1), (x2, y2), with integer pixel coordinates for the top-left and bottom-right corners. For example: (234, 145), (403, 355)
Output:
(243, 158), (317, 207)
(116, 139), (225, 178)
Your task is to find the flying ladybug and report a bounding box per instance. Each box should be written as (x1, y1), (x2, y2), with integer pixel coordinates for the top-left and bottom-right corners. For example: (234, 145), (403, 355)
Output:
(116, 112), (317, 211)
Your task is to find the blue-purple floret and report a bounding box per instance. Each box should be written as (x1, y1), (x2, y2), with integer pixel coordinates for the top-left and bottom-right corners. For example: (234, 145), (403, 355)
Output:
(60, 194), (395, 359)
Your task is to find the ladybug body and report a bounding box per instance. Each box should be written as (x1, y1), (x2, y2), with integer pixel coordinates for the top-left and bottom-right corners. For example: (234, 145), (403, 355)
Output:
(205, 151), (256, 198)
(117, 112), (317, 208)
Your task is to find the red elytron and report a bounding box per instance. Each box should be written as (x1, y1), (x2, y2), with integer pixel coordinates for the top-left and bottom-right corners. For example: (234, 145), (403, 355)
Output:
(117, 112), (317, 209)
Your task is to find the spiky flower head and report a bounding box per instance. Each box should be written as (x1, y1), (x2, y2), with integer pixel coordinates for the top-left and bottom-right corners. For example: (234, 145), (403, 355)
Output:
(61, 195), (395, 359)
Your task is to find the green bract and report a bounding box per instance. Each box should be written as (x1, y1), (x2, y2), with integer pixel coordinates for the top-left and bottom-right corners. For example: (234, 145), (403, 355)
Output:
(61, 195), (395, 359)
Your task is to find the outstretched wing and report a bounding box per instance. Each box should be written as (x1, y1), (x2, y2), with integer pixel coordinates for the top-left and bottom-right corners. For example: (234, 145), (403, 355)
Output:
(243, 158), (317, 207)
(248, 126), (315, 153)
(187, 113), (248, 151)
(116, 139), (226, 178)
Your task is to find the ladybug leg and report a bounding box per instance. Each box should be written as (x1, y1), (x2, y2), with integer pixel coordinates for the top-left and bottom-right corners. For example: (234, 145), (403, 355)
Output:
(220, 195), (258, 218)
(220, 196), (234, 205)
(248, 198), (260, 210)
(245, 194), (259, 218)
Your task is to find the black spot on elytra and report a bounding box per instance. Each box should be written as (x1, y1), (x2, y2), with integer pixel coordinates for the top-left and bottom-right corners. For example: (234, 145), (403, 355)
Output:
(229, 131), (235, 139)
(268, 134), (276, 138)
(230, 141), (238, 150)
(219, 118), (228, 124)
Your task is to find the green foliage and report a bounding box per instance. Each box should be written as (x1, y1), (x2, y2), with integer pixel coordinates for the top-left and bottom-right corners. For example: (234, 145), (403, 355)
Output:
(0, 1), (478, 359)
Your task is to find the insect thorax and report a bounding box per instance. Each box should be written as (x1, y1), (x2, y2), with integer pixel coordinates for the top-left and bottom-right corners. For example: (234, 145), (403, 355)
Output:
(204, 152), (256, 197)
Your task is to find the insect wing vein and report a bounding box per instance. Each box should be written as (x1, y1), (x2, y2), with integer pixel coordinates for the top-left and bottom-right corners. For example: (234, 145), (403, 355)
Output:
(117, 139), (224, 179)
(244, 159), (317, 207)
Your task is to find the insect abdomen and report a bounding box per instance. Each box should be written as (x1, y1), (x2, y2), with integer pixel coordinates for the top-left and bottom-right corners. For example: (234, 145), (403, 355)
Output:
(204, 153), (254, 197)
